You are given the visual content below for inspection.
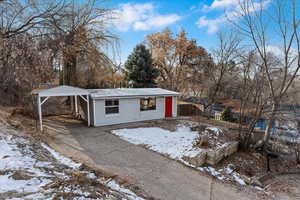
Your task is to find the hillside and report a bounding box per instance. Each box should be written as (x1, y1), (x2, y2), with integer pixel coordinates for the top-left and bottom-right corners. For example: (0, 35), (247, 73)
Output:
(0, 123), (145, 200)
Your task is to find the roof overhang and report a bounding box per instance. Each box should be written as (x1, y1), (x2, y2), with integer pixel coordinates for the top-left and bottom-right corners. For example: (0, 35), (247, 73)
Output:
(33, 85), (89, 97)
(88, 88), (179, 99)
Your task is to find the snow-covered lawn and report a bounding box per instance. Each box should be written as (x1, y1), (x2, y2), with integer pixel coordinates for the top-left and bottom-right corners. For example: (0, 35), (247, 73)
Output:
(111, 125), (250, 187)
(112, 126), (201, 161)
(0, 125), (144, 200)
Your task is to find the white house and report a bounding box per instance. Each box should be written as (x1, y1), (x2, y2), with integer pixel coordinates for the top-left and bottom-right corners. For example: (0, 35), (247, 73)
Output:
(33, 86), (179, 130)
(88, 88), (179, 126)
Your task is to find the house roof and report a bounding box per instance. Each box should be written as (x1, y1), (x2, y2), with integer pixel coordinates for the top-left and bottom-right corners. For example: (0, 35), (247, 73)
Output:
(33, 85), (90, 97)
(89, 88), (179, 99)
(32, 86), (179, 98)
(179, 96), (209, 106)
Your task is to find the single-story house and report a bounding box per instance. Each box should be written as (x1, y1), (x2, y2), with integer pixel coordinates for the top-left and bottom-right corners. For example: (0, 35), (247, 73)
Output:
(88, 88), (179, 126)
(32, 86), (179, 130)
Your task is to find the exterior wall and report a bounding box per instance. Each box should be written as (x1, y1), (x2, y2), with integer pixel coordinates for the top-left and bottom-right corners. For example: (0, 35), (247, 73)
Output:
(215, 112), (222, 120)
(92, 97), (171, 126)
(172, 96), (177, 117)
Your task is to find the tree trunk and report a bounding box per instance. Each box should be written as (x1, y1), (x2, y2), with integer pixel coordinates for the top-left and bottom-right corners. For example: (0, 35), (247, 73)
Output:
(263, 103), (278, 145)
(63, 53), (77, 86)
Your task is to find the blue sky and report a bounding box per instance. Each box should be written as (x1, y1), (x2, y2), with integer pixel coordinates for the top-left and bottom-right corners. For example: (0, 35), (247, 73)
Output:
(103, 0), (274, 64)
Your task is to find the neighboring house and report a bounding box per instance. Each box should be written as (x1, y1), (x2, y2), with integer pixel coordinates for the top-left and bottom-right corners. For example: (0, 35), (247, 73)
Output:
(88, 88), (179, 126)
(255, 105), (300, 133)
(254, 119), (277, 132)
(212, 104), (226, 119)
(214, 111), (222, 120)
(33, 86), (179, 130)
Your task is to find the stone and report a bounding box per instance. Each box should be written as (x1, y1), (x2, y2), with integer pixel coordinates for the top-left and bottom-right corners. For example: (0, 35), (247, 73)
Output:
(227, 164), (236, 171)
(250, 177), (264, 188)
(214, 147), (226, 163)
(225, 142), (239, 157)
(182, 151), (207, 167)
(240, 175), (251, 185)
(198, 134), (209, 147)
(206, 150), (217, 165)
(7, 119), (21, 128)
(191, 125), (207, 132)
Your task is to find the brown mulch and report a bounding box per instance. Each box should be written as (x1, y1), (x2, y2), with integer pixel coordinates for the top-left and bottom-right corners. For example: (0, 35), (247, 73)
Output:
(215, 151), (300, 179)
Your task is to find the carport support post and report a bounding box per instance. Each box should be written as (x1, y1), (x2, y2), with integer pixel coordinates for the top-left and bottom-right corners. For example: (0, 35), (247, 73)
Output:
(87, 95), (90, 126)
(37, 95), (43, 131)
(75, 95), (78, 116)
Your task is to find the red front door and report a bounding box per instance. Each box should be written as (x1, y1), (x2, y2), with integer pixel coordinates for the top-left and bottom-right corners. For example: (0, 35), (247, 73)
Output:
(165, 96), (172, 117)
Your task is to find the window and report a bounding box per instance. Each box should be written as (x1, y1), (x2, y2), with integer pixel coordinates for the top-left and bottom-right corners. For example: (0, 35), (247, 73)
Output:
(140, 97), (156, 111)
(105, 99), (119, 114)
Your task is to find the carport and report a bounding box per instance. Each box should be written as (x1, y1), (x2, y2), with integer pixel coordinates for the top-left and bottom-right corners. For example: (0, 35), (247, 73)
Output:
(35, 85), (90, 131)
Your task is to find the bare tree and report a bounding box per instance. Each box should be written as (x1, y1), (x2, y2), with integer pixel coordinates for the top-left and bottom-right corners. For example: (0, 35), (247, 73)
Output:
(0, 0), (65, 38)
(0, 0), (65, 105)
(237, 51), (268, 149)
(0, 0), (118, 107)
(44, 0), (118, 87)
(234, 0), (300, 147)
(204, 31), (242, 114)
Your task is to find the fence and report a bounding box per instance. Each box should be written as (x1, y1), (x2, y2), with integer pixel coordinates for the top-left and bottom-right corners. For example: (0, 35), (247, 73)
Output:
(178, 103), (203, 116)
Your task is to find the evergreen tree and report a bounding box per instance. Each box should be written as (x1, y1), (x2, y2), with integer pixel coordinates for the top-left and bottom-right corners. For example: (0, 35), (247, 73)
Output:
(125, 44), (159, 88)
(220, 107), (233, 122)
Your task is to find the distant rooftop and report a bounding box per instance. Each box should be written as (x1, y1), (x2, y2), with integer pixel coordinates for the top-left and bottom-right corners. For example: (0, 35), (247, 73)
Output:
(89, 88), (179, 99)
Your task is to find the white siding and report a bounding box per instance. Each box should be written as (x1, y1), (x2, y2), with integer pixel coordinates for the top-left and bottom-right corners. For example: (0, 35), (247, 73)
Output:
(93, 97), (166, 126)
(172, 96), (177, 117)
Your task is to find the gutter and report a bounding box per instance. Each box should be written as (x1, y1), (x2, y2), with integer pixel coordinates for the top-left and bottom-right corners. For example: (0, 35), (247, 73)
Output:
(90, 94), (180, 100)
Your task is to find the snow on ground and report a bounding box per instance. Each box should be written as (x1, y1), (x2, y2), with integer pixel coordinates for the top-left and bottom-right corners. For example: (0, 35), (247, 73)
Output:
(0, 132), (52, 196)
(206, 127), (222, 135)
(105, 179), (145, 200)
(111, 125), (249, 187)
(41, 143), (81, 169)
(0, 124), (144, 200)
(112, 125), (202, 160)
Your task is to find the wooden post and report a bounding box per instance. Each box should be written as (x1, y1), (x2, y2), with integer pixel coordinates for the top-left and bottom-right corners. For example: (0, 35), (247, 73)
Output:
(75, 95), (78, 116)
(87, 95), (90, 127)
(37, 95), (43, 131)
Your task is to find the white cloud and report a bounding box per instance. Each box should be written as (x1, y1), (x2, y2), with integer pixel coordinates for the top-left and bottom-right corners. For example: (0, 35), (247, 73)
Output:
(208, 0), (240, 10)
(198, 0), (272, 34)
(197, 16), (226, 34)
(266, 45), (298, 58)
(190, 5), (197, 11)
(266, 45), (283, 57)
(113, 3), (181, 32)
(133, 14), (181, 31)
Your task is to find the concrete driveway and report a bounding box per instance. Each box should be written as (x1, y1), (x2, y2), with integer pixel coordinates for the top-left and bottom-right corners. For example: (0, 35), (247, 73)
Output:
(44, 118), (259, 200)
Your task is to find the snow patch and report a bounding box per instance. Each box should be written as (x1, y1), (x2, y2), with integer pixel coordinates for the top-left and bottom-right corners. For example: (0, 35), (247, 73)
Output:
(0, 124), (145, 200)
(111, 125), (248, 187)
(105, 180), (144, 200)
(111, 126), (202, 160)
(232, 173), (246, 185)
(41, 143), (81, 169)
(206, 127), (222, 135)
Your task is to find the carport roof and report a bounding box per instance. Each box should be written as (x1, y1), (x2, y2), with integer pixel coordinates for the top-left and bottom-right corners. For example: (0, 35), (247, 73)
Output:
(34, 85), (89, 97)
(89, 88), (179, 99)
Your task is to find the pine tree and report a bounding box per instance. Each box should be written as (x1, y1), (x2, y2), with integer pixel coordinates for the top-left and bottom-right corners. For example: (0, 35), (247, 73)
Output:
(125, 44), (159, 88)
